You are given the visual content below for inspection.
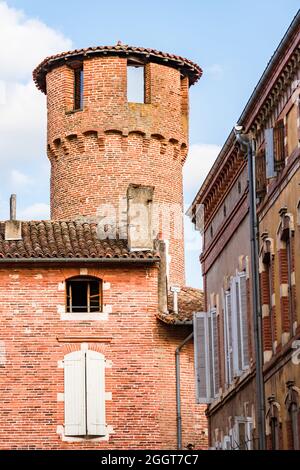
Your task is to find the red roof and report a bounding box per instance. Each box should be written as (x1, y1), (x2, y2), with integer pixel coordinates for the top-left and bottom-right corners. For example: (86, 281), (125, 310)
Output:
(0, 221), (159, 262)
(157, 286), (204, 324)
(33, 43), (202, 93)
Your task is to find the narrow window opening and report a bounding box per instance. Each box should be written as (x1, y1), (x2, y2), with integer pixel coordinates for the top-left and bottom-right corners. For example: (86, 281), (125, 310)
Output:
(74, 65), (84, 110)
(223, 205), (227, 217)
(127, 65), (144, 103)
(66, 277), (102, 313)
(210, 226), (213, 238)
(238, 181), (242, 194)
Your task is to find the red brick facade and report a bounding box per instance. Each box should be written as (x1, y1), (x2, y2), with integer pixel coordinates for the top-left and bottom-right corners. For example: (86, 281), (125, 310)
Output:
(0, 46), (207, 449)
(0, 265), (206, 449)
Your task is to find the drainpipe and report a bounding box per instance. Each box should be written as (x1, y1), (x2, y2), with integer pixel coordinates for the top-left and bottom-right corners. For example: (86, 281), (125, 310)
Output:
(176, 332), (193, 450)
(234, 126), (266, 450)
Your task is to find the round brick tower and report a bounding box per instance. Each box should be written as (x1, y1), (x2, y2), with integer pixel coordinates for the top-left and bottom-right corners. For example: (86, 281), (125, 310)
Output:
(33, 45), (202, 286)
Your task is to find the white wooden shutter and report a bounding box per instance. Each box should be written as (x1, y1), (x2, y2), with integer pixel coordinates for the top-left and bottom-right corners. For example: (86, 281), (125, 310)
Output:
(238, 273), (249, 369)
(224, 291), (233, 385)
(210, 309), (219, 398)
(234, 278), (243, 374)
(193, 312), (212, 403)
(86, 350), (106, 436)
(64, 350), (86, 436)
(265, 128), (276, 178)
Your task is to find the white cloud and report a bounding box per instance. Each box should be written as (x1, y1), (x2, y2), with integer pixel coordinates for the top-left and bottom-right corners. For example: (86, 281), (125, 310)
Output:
(0, 1), (72, 220)
(0, 1), (72, 81)
(10, 169), (33, 189)
(183, 143), (221, 198)
(205, 63), (224, 80)
(19, 203), (50, 220)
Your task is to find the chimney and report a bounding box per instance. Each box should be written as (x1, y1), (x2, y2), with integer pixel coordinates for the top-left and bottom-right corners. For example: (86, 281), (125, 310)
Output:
(127, 184), (154, 251)
(5, 194), (22, 241)
(170, 286), (181, 314)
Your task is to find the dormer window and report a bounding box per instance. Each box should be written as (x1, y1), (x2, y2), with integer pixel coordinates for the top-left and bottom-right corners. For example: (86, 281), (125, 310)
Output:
(66, 276), (102, 313)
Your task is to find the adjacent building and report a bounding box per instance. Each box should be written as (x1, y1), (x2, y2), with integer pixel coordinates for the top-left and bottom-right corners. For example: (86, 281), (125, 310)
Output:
(0, 44), (208, 449)
(189, 11), (300, 450)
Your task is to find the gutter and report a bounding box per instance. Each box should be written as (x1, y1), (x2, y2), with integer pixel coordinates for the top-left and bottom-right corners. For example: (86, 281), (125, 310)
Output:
(175, 332), (194, 449)
(0, 257), (160, 266)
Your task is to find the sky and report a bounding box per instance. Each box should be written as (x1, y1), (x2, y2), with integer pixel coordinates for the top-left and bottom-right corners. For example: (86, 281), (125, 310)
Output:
(0, 0), (299, 287)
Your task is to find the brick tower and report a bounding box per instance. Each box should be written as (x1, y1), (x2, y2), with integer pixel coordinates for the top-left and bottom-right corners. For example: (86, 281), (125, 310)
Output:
(33, 44), (202, 286)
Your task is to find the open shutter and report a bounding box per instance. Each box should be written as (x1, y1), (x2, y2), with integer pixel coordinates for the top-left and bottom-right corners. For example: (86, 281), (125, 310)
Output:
(224, 291), (233, 385)
(238, 273), (249, 369)
(86, 350), (106, 436)
(211, 309), (219, 398)
(193, 312), (211, 403)
(64, 350), (86, 436)
(234, 278), (243, 374)
(265, 128), (276, 178)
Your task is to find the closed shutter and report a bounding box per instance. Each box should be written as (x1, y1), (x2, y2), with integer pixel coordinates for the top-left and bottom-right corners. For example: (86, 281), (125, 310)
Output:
(238, 273), (249, 369)
(86, 350), (106, 436)
(193, 312), (212, 403)
(265, 128), (276, 178)
(64, 350), (86, 436)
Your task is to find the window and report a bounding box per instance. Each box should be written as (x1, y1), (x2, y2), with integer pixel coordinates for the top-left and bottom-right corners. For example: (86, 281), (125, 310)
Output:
(127, 65), (144, 103)
(273, 120), (285, 170)
(64, 349), (106, 437)
(286, 236), (294, 335)
(193, 309), (219, 403)
(270, 416), (279, 450)
(238, 181), (242, 194)
(66, 276), (102, 313)
(210, 226), (213, 238)
(232, 417), (253, 450)
(286, 104), (298, 156)
(289, 402), (299, 450)
(263, 250), (276, 354)
(223, 205), (227, 217)
(74, 64), (83, 110)
(224, 272), (249, 386)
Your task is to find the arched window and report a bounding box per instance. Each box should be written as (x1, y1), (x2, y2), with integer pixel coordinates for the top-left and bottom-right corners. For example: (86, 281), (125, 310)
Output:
(266, 395), (281, 450)
(66, 276), (102, 313)
(285, 381), (300, 450)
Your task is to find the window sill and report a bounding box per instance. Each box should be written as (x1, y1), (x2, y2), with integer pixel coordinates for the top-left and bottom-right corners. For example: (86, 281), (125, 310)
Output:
(60, 311), (108, 321)
(65, 108), (83, 115)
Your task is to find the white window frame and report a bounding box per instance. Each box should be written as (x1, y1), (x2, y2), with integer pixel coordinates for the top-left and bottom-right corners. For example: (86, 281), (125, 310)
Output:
(233, 416), (253, 450)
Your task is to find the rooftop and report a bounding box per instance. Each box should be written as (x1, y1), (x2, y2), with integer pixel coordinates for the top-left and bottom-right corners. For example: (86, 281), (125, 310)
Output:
(33, 43), (202, 94)
(0, 220), (159, 262)
(157, 286), (204, 325)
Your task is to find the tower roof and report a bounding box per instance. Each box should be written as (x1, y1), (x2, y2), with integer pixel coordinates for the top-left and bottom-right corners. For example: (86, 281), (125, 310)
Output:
(33, 43), (202, 93)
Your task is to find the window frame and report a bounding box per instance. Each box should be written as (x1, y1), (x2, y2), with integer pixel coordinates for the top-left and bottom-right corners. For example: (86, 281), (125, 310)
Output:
(66, 276), (103, 314)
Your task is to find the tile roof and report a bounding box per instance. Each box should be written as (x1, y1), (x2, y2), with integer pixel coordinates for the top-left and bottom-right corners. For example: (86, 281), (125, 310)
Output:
(0, 221), (159, 262)
(33, 43), (202, 93)
(157, 286), (204, 325)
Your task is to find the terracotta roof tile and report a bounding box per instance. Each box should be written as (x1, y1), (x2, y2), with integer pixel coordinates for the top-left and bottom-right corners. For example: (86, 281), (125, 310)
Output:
(33, 44), (202, 93)
(157, 286), (204, 325)
(0, 221), (159, 261)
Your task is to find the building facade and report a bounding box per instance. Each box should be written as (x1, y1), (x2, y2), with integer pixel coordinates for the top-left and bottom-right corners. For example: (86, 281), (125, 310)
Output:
(0, 44), (208, 449)
(189, 12), (300, 450)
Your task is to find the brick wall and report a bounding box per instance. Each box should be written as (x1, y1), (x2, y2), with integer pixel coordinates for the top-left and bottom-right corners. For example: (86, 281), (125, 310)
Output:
(0, 265), (207, 449)
(45, 57), (189, 286)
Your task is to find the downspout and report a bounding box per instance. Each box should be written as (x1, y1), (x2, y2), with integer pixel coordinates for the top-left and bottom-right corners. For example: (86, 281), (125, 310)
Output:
(176, 332), (193, 450)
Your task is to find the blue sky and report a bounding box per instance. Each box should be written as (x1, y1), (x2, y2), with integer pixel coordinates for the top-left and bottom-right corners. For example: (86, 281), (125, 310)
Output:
(0, 0), (299, 287)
